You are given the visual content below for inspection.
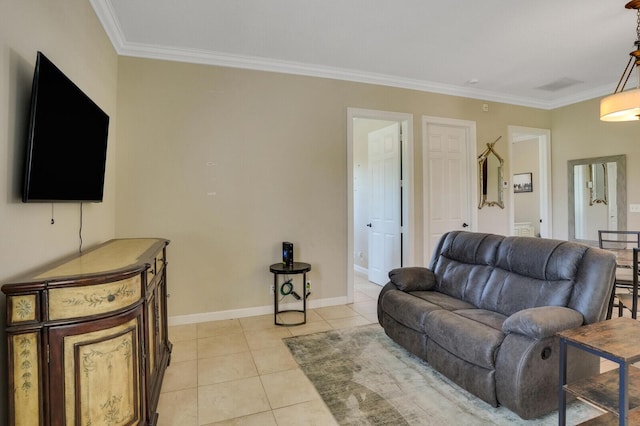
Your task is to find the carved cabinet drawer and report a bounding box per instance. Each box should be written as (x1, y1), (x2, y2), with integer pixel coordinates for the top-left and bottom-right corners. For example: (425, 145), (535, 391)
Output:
(48, 275), (142, 320)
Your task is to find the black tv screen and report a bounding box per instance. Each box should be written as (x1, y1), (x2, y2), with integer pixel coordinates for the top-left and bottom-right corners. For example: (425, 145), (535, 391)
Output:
(22, 51), (109, 202)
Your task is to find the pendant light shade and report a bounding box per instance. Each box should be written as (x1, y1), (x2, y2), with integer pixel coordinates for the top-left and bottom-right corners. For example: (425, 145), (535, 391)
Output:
(600, 0), (640, 122)
(601, 88), (640, 121)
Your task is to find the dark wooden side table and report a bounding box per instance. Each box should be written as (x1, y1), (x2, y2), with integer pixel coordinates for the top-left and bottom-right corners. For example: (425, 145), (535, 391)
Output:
(558, 317), (640, 425)
(269, 262), (311, 326)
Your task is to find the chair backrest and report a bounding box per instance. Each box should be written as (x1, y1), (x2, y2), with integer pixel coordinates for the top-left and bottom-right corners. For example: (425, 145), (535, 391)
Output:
(598, 230), (640, 285)
(598, 230), (640, 250)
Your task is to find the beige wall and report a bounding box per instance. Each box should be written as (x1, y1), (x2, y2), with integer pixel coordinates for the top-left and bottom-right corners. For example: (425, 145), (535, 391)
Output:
(0, 0), (118, 420)
(0, 2), (118, 275)
(115, 57), (551, 318)
(551, 98), (640, 240)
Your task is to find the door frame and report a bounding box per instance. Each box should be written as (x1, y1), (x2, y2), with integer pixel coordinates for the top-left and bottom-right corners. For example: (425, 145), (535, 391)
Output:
(347, 108), (414, 303)
(422, 116), (477, 265)
(507, 126), (552, 238)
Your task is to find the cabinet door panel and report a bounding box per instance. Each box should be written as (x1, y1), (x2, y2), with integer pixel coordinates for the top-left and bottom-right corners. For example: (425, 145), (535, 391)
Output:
(9, 332), (41, 426)
(49, 308), (144, 426)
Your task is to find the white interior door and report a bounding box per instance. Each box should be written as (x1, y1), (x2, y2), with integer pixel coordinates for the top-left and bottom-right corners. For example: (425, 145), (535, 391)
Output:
(368, 123), (401, 285)
(423, 118), (476, 264)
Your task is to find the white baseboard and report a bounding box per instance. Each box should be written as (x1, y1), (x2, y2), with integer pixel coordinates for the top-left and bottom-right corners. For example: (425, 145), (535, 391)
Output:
(354, 265), (368, 275)
(168, 295), (349, 326)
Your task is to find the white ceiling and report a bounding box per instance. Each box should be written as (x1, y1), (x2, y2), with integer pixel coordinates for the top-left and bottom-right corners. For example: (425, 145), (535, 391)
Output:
(91, 0), (638, 109)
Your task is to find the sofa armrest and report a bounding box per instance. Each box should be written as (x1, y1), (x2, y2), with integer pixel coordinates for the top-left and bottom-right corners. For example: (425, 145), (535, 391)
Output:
(388, 267), (436, 292)
(502, 306), (584, 340)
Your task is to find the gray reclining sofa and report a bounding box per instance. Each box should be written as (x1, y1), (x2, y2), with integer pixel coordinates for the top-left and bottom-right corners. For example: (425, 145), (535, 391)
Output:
(377, 231), (616, 419)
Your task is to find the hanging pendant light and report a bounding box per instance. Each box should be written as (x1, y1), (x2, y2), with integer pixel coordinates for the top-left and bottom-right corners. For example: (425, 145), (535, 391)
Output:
(600, 0), (640, 121)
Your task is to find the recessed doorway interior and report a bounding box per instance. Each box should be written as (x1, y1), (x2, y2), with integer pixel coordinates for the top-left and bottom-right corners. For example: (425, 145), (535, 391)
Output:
(347, 108), (414, 303)
(508, 126), (552, 238)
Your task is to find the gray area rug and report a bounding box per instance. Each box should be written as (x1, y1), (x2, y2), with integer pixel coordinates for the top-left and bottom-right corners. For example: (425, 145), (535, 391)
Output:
(284, 324), (602, 425)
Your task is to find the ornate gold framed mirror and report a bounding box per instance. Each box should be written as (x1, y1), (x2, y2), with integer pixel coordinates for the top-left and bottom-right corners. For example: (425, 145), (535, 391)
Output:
(478, 136), (504, 209)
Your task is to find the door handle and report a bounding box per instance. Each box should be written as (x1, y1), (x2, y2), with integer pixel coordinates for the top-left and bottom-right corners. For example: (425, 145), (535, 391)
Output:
(462, 223), (469, 228)
(366, 223), (372, 227)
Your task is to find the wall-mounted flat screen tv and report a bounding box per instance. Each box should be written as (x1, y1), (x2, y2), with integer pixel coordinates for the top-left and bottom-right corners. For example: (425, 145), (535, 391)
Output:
(22, 51), (109, 203)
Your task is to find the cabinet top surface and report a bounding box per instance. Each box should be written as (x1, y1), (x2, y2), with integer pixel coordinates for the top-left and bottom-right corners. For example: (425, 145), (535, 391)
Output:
(3, 238), (168, 288)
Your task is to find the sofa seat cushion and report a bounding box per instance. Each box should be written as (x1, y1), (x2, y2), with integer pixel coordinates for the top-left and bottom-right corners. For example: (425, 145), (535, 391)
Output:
(381, 290), (448, 332)
(424, 309), (505, 370)
(454, 309), (507, 331)
(409, 291), (477, 311)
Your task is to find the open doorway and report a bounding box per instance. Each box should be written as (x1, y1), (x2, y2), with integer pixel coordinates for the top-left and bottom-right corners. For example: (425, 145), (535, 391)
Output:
(347, 108), (414, 303)
(508, 126), (552, 238)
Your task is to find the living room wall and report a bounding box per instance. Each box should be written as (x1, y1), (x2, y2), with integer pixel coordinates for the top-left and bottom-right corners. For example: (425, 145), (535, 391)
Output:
(551, 98), (640, 239)
(0, 0), (119, 421)
(115, 57), (552, 319)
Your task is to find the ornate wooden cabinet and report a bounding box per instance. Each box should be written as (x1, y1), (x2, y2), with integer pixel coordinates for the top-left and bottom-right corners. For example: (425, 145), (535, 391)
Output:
(2, 238), (171, 426)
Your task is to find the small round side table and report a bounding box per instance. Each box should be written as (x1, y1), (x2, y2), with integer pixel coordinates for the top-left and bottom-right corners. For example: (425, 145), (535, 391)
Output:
(269, 262), (311, 326)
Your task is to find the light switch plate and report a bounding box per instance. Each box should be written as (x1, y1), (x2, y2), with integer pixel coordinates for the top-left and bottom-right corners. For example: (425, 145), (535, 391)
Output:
(630, 204), (640, 213)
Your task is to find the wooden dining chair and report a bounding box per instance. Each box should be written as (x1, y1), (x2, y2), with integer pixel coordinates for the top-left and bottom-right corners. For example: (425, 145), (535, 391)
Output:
(598, 230), (640, 319)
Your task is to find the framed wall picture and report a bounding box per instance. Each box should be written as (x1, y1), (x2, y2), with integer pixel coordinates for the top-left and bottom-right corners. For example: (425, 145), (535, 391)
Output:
(513, 173), (533, 193)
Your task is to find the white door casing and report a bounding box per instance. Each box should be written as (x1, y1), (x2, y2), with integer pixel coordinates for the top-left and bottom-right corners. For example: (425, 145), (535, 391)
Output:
(422, 116), (477, 265)
(367, 123), (401, 285)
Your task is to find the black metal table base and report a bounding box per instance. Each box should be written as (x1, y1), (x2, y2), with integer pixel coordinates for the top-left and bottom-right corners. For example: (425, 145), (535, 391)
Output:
(269, 262), (311, 326)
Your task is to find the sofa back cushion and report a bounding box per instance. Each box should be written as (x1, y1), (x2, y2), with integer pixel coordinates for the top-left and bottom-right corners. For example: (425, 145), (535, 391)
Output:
(431, 232), (502, 307)
(430, 231), (611, 320)
(481, 237), (588, 316)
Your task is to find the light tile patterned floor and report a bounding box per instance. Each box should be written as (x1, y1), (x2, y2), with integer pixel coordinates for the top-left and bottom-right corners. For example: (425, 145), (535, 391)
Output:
(157, 273), (382, 425)
(158, 274), (627, 425)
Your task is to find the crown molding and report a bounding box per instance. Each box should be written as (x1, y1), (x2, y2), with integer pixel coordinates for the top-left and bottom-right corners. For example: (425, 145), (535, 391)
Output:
(120, 41), (561, 108)
(91, 0), (608, 111)
(90, 0), (127, 50)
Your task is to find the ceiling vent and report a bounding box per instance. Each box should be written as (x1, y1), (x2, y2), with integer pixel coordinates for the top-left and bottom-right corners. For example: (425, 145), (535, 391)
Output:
(535, 77), (584, 92)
